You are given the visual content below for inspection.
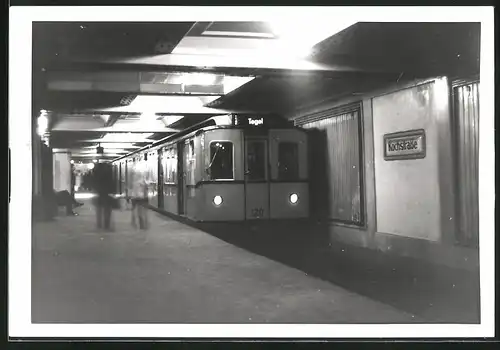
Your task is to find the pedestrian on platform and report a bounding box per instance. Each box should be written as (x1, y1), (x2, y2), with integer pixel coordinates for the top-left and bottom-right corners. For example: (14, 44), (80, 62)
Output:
(93, 162), (115, 230)
(52, 189), (84, 216)
(128, 162), (149, 230)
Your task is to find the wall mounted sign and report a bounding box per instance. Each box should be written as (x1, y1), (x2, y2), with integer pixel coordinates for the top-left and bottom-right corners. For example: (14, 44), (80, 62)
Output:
(383, 129), (426, 161)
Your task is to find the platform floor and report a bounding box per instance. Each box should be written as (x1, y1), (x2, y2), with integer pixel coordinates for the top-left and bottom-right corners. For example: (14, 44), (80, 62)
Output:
(32, 199), (425, 324)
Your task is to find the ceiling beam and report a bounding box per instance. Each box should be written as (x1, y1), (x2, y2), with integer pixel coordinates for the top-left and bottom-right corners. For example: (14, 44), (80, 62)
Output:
(71, 154), (125, 158)
(50, 117), (180, 133)
(80, 139), (156, 143)
(45, 52), (394, 77)
(70, 151), (129, 155)
(105, 114), (121, 127)
(47, 71), (226, 95)
(52, 127), (180, 133)
(103, 54), (365, 72)
(78, 105), (231, 115)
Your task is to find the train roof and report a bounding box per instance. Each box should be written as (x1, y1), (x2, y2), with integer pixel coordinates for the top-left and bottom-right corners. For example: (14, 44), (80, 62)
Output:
(111, 114), (304, 163)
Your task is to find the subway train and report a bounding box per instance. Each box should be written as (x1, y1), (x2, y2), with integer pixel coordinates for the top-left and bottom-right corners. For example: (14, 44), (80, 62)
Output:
(111, 114), (309, 222)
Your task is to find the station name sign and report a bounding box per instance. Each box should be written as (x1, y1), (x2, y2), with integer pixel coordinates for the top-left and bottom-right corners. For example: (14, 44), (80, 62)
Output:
(383, 129), (426, 161)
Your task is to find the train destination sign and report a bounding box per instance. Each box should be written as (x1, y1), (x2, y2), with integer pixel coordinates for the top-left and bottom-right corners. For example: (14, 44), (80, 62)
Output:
(248, 117), (264, 126)
(383, 129), (426, 161)
(232, 114), (293, 128)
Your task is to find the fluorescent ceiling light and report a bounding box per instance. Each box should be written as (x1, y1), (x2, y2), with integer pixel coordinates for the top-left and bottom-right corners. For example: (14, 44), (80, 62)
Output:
(99, 114), (111, 124)
(72, 149), (129, 154)
(111, 117), (177, 132)
(212, 115), (233, 126)
(130, 95), (219, 111)
(203, 31), (275, 38)
(223, 76), (255, 94)
(82, 143), (140, 149)
(161, 115), (184, 126)
(140, 112), (162, 126)
(173, 21), (356, 60)
(172, 47), (270, 57)
(100, 132), (154, 143)
(140, 112), (159, 120)
(268, 20), (356, 58)
(183, 73), (218, 86)
(71, 153), (124, 157)
(84, 138), (155, 143)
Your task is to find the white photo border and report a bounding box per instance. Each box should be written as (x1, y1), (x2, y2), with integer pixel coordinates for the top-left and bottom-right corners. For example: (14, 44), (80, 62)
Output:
(8, 6), (495, 339)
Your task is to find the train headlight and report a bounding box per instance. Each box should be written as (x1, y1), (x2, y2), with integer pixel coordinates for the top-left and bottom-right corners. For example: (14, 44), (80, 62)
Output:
(213, 195), (223, 206)
(289, 193), (299, 204)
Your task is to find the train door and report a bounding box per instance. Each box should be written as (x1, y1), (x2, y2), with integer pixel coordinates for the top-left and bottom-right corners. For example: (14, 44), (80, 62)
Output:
(244, 137), (270, 219)
(157, 149), (164, 209)
(183, 139), (194, 215)
(118, 163), (122, 194)
(124, 161), (127, 197)
(177, 142), (185, 215)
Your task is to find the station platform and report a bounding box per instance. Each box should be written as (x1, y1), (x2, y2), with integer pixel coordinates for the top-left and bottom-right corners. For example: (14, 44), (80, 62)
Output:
(32, 196), (479, 324)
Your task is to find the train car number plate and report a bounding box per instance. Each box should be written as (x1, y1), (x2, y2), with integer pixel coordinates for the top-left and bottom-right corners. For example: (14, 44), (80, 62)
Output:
(251, 208), (264, 218)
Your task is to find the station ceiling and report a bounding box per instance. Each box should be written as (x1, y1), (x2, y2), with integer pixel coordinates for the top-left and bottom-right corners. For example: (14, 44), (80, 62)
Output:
(33, 21), (480, 161)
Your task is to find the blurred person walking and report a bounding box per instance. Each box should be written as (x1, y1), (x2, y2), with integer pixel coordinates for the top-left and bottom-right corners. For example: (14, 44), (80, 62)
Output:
(128, 162), (149, 230)
(93, 162), (115, 230)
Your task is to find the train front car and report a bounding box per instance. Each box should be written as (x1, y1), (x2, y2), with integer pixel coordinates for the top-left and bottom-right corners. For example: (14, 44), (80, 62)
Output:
(198, 114), (309, 222)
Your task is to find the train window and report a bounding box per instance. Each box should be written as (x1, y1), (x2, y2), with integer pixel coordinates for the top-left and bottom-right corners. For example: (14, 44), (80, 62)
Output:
(163, 146), (177, 184)
(278, 142), (299, 180)
(246, 140), (266, 181)
(190, 140), (195, 157)
(209, 141), (233, 180)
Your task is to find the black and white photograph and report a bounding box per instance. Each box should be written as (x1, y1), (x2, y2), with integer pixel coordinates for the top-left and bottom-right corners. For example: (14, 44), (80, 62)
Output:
(8, 6), (495, 339)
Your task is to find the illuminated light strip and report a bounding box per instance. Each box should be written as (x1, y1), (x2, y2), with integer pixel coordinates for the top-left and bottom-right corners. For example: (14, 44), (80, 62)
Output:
(83, 139), (156, 143)
(71, 154), (124, 157)
(202, 30), (276, 38)
(82, 95), (228, 114)
(161, 115), (184, 126)
(70, 149), (130, 153)
(223, 76), (255, 95)
(173, 21), (357, 59)
(100, 132), (154, 141)
(80, 143), (141, 149)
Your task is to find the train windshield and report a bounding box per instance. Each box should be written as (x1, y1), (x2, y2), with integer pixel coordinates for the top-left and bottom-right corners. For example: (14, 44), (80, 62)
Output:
(278, 142), (299, 180)
(209, 141), (234, 180)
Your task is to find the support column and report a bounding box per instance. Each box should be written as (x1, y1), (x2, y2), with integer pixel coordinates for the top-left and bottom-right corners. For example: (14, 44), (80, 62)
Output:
(52, 149), (72, 194)
(32, 110), (46, 221)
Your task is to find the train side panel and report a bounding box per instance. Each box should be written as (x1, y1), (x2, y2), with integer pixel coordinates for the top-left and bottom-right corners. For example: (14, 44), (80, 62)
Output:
(269, 182), (309, 219)
(199, 183), (245, 221)
(147, 149), (160, 207)
(160, 143), (179, 215)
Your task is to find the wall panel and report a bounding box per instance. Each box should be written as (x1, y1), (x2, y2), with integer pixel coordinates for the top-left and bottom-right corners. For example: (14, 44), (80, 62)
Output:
(453, 80), (480, 246)
(296, 103), (364, 225)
